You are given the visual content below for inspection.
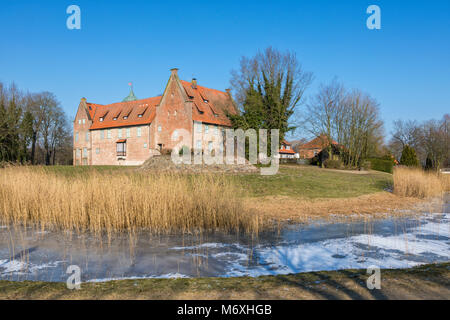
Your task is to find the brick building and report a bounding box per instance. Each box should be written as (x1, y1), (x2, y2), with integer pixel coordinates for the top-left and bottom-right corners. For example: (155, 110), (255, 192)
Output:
(73, 69), (238, 165)
(297, 135), (338, 159)
(278, 140), (298, 159)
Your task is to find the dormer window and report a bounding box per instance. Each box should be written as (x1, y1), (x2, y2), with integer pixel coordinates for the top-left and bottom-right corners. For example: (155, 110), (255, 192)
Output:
(99, 117), (104, 122)
(123, 116), (128, 120)
(113, 117), (117, 121)
(203, 99), (208, 103)
(138, 114), (143, 118)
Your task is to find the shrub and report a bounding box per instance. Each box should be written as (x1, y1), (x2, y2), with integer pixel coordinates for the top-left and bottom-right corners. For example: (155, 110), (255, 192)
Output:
(160, 148), (173, 155)
(178, 145), (190, 156)
(323, 159), (342, 169)
(366, 158), (395, 173)
(400, 145), (420, 167)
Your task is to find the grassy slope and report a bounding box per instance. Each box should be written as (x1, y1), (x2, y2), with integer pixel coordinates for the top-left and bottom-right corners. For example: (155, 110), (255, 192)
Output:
(233, 165), (392, 198)
(1, 263), (448, 300)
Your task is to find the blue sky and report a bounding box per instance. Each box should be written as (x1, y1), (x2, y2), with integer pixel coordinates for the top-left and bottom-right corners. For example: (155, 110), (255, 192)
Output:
(1, 0), (449, 140)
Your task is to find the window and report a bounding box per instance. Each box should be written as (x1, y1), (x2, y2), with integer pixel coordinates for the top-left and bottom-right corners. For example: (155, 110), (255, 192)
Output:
(126, 128), (131, 138)
(215, 126), (219, 135)
(137, 127), (142, 137)
(196, 140), (202, 149)
(107, 129), (111, 139)
(76, 149), (81, 158)
(138, 114), (143, 118)
(113, 117), (117, 121)
(172, 130), (178, 140)
(82, 119), (86, 124)
(123, 116), (128, 120)
(196, 123), (202, 133)
(100, 130), (104, 140)
(287, 146), (291, 150)
(78, 120), (81, 125)
(75, 132), (79, 142)
(174, 110), (177, 116)
(143, 143), (148, 149)
(118, 128), (122, 138)
(99, 117), (104, 122)
(116, 141), (126, 156)
(85, 132), (89, 142)
(83, 147), (87, 157)
(208, 141), (213, 152)
(96, 148), (100, 154)
(205, 125), (209, 134)
(158, 125), (162, 132)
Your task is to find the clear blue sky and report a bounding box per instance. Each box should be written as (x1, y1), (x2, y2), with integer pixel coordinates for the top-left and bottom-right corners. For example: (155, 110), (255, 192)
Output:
(1, 0), (449, 140)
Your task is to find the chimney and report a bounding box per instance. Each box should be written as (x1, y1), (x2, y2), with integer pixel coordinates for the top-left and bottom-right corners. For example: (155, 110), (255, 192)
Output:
(191, 78), (197, 89)
(81, 97), (87, 102)
(225, 88), (231, 94)
(170, 68), (179, 76)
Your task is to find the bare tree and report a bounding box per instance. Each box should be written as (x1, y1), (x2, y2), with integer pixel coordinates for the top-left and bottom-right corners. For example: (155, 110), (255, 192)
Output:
(305, 80), (383, 167)
(389, 120), (423, 161)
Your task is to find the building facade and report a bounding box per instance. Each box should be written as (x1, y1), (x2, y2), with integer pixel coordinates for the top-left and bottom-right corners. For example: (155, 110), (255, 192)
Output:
(297, 135), (338, 159)
(278, 140), (298, 159)
(73, 69), (237, 166)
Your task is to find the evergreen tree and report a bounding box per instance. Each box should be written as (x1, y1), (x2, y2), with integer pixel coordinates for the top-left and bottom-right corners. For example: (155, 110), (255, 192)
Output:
(400, 145), (420, 167)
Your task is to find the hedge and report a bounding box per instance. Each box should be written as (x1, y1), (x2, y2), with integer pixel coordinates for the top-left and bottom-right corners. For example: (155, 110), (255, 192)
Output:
(366, 158), (395, 173)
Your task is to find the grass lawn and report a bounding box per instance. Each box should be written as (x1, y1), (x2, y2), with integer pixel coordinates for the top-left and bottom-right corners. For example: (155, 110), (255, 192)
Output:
(232, 165), (393, 199)
(0, 263), (448, 300)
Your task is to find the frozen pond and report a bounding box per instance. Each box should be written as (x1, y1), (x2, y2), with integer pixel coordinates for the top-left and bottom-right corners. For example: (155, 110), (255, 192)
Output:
(0, 201), (449, 282)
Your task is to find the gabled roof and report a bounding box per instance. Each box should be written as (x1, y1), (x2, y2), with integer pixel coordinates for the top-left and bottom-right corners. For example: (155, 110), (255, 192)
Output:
(279, 140), (296, 154)
(83, 75), (237, 130)
(89, 96), (161, 130)
(298, 135), (338, 149)
(180, 80), (237, 126)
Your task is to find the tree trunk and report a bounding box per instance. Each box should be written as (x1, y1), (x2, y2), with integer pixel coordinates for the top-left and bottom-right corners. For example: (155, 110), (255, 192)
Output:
(31, 131), (37, 165)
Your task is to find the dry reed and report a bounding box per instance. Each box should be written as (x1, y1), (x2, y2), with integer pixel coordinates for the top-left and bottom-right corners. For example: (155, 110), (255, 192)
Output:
(393, 167), (449, 198)
(0, 167), (260, 235)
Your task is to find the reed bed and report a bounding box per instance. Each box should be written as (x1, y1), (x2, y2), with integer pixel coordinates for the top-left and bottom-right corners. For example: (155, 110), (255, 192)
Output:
(0, 166), (260, 235)
(393, 167), (450, 198)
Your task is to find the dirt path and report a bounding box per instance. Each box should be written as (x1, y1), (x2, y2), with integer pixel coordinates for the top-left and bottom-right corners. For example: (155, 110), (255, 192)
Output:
(1, 263), (448, 300)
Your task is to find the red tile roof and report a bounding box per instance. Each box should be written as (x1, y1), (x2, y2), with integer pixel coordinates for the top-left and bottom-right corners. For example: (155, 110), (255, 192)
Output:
(88, 96), (161, 130)
(86, 80), (237, 130)
(279, 140), (296, 154)
(298, 135), (338, 150)
(180, 80), (237, 126)
(279, 148), (296, 154)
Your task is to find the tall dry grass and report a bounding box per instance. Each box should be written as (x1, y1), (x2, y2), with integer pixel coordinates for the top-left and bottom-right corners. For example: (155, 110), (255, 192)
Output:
(393, 167), (450, 198)
(0, 167), (260, 235)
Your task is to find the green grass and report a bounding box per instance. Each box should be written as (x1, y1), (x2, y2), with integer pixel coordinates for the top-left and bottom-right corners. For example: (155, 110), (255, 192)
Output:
(231, 165), (393, 199)
(0, 263), (447, 300)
